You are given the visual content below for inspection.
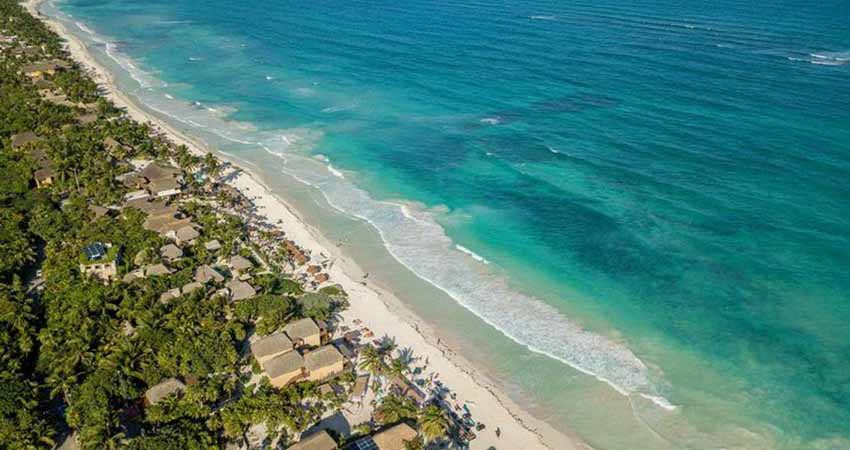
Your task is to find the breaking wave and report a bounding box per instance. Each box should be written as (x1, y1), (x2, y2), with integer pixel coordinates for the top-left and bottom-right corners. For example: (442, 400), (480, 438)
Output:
(50, 6), (676, 413)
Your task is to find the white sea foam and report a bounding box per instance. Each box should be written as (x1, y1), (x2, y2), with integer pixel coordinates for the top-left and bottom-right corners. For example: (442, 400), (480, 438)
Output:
(480, 117), (501, 125)
(529, 15), (556, 21)
(164, 93), (174, 100)
(266, 75), (274, 80)
(59, 12), (676, 413)
(189, 57), (203, 62)
(327, 164), (345, 179)
(75, 21), (94, 35)
(547, 146), (561, 154)
(455, 245), (490, 264)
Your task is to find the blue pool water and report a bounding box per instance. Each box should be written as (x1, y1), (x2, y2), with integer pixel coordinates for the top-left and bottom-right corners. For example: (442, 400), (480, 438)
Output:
(46, 0), (850, 448)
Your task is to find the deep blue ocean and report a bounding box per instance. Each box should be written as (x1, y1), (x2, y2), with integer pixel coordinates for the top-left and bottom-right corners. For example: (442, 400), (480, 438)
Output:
(47, 0), (850, 448)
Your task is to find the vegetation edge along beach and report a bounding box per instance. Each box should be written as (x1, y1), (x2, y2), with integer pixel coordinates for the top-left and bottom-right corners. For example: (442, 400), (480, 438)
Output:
(0, 0), (585, 449)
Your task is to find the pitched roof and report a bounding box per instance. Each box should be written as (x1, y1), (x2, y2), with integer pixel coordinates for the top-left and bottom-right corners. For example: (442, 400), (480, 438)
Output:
(145, 263), (171, 277)
(304, 345), (344, 372)
(371, 423), (418, 450)
(160, 244), (183, 260)
(175, 225), (200, 242)
(181, 281), (204, 295)
(226, 280), (256, 300)
(287, 430), (337, 450)
(144, 378), (185, 405)
(159, 288), (181, 303)
(251, 332), (293, 360)
(229, 255), (253, 271)
(195, 265), (224, 284)
(148, 176), (181, 194)
(263, 351), (304, 379)
(283, 318), (320, 341)
(140, 162), (180, 182)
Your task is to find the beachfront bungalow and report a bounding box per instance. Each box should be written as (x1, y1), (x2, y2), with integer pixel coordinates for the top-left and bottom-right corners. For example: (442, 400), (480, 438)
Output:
(304, 345), (345, 382)
(160, 243), (184, 261)
(79, 242), (118, 282)
(148, 176), (181, 198)
(286, 430), (337, 450)
(144, 378), (185, 406)
(355, 423), (419, 450)
(139, 162), (181, 184)
(195, 265), (225, 284)
(250, 332), (294, 364)
(226, 279), (256, 301)
(389, 376), (429, 407)
(263, 351), (305, 388)
(284, 318), (322, 348)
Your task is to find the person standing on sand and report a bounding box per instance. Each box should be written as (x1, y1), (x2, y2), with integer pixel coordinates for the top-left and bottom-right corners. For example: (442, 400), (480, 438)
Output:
(496, 427), (501, 438)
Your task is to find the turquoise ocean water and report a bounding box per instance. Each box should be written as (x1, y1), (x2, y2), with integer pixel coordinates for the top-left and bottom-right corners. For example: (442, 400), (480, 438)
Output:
(42, 0), (850, 448)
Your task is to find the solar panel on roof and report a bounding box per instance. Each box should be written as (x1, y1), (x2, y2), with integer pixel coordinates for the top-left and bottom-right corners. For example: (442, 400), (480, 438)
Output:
(353, 438), (377, 450)
(83, 242), (106, 260)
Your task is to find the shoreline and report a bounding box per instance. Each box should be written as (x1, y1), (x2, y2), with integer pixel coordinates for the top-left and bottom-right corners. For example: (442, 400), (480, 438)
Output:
(24, 1), (589, 449)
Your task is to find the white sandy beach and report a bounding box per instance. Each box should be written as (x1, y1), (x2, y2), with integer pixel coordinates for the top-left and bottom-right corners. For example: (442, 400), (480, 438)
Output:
(24, 1), (589, 449)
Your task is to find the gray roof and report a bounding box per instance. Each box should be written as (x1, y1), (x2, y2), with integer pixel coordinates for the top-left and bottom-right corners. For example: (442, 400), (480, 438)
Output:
(263, 351), (304, 379)
(287, 430), (337, 450)
(159, 288), (181, 303)
(229, 255), (253, 271)
(160, 244), (183, 260)
(145, 378), (185, 405)
(181, 281), (204, 295)
(145, 263), (171, 277)
(195, 265), (224, 284)
(175, 225), (200, 242)
(226, 280), (256, 300)
(10, 131), (39, 148)
(122, 268), (145, 283)
(251, 332), (293, 360)
(284, 318), (320, 341)
(304, 345), (344, 372)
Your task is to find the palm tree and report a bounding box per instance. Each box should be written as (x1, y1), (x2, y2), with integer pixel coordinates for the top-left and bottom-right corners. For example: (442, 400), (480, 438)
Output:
(417, 405), (449, 443)
(359, 345), (386, 375)
(388, 358), (409, 379)
(203, 152), (221, 179)
(375, 394), (416, 425)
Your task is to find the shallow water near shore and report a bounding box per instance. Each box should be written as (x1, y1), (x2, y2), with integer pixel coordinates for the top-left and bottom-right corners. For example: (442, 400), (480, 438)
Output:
(41, 0), (850, 448)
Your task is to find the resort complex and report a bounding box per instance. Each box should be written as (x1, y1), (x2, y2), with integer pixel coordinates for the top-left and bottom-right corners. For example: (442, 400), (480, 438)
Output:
(0, 1), (504, 449)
